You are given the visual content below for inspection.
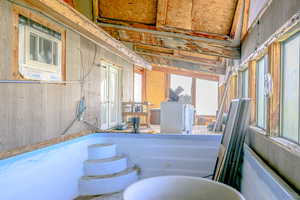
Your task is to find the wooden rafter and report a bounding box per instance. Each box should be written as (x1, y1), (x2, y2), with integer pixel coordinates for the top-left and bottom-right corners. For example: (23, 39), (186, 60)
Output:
(99, 25), (240, 59)
(230, 0), (243, 39)
(134, 44), (225, 67)
(241, 0), (250, 40)
(151, 65), (220, 81)
(141, 55), (226, 75)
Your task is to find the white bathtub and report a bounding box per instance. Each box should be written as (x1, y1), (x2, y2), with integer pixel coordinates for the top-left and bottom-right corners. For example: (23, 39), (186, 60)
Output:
(124, 176), (245, 200)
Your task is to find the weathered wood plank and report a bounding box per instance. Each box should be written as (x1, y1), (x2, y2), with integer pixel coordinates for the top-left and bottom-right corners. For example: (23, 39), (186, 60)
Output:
(134, 44), (225, 67)
(100, 25), (241, 59)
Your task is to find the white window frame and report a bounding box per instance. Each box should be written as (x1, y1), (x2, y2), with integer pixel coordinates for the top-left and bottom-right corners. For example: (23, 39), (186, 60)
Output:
(24, 27), (62, 73)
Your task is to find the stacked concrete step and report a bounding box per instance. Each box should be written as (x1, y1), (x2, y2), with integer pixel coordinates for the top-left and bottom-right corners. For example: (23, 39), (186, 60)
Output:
(79, 143), (138, 196)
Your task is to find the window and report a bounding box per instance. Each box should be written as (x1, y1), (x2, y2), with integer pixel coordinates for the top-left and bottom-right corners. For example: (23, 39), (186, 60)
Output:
(170, 74), (192, 96)
(13, 7), (65, 81)
(134, 73), (142, 102)
(256, 56), (267, 129)
(195, 79), (218, 116)
(281, 33), (300, 143)
(242, 69), (249, 98)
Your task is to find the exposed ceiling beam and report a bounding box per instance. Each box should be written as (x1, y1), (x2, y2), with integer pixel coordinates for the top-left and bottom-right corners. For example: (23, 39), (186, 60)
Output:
(100, 25), (241, 59)
(141, 55), (226, 75)
(134, 44), (225, 67)
(151, 65), (220, 82)
(98, 22), (235, 47)
(98, 17), (231, 41)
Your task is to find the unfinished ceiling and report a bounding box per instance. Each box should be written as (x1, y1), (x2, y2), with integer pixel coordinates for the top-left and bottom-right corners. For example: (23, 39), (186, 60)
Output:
(95, 0), (245, 75)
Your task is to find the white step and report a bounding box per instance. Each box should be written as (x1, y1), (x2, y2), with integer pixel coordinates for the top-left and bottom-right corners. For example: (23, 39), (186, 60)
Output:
(79, 167), (139, 196)
(84, 155), (127, 176)
(88, 143), (116, 160)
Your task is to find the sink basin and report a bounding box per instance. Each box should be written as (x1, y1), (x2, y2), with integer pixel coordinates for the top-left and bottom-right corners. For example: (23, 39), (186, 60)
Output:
(123, 176), (245, 200)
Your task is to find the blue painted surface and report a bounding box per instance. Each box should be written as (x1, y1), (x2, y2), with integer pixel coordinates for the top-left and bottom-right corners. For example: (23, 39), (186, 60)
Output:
(0, 133), (222, 200)
(0, 134), (103, 200)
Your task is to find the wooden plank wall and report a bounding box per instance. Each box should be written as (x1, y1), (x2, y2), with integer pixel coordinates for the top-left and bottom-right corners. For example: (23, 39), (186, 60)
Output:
(145, 70), (167, 108)
(0, 0), (134, 153)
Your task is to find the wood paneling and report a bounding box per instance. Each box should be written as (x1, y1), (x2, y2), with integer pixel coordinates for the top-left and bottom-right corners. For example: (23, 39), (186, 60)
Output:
(99, 0), (157, 24)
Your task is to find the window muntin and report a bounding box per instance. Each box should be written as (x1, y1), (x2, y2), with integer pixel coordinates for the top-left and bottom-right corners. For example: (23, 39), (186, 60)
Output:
(256, 56), (267, 129)
(281, 33), (300, 143)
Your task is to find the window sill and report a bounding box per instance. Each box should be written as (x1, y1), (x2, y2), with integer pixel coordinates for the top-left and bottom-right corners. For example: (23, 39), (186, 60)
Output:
(249, 126), (300, 155)
(249, 125), (267, 135)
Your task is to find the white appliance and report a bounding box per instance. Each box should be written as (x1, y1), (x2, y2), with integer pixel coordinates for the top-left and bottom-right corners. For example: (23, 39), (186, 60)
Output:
(160, 102), (194, 134)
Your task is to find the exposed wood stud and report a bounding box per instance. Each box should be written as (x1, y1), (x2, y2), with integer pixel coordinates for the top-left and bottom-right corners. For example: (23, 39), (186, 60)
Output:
(269, 42), (281, 136)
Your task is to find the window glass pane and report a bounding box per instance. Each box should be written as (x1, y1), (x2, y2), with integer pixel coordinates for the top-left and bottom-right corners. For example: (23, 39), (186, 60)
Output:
(282, 35), (300, 142)
(134, 73), (142, 102)
(170, 74), (192, 96)
(30, 33), (38, 61)
(257, 57), (266, 128)
(38, 36), (52, 64)
(196, 79), (218, 115)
